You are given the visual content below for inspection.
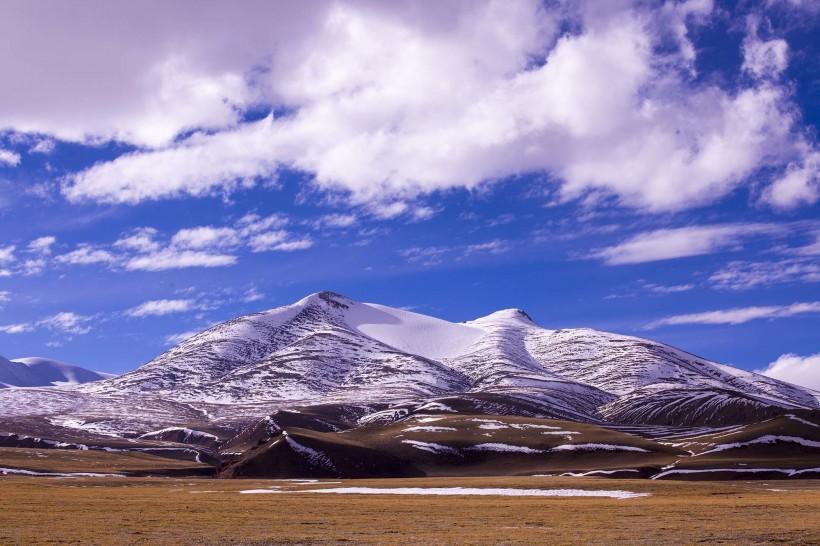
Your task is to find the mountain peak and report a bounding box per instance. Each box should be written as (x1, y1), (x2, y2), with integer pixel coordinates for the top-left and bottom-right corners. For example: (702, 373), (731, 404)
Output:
(471, 308), (536, 326)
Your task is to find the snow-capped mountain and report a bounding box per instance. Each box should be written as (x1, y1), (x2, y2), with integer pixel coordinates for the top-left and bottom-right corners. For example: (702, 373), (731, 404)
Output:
(75, 291), (818, 426)
(1, 291), (819, 481)
(0, 355), (111, 388)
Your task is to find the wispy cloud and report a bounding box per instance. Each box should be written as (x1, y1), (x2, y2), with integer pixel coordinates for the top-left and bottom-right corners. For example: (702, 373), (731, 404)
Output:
(710, 259), (820, 290)
(164, 330), (201, 346)
(401, 239), (511, 266)
(648, 301), (820, 328)
(125, 299), (196, 317)
(593, 224), (782, 265)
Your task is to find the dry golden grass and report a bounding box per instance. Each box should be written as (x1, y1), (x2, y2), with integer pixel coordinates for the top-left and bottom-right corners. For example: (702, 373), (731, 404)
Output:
(1, 475), (819, 544)
(0, 447), (209, 473)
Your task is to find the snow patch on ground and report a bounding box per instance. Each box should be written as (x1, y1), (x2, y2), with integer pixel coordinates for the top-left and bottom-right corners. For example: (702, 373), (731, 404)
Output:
(785, 414), (820, 428)
(0, 467), (123, 478)
(466, 443), (542, 453)
(696, 435), (820, 456)
(403, 426), (457, 433)
(286, 486), (649, 499)
(401, 439), (460, 455)
(551, 443), (649, 453)
(651, 467), (820, 479)
(561, 469), (641, 477)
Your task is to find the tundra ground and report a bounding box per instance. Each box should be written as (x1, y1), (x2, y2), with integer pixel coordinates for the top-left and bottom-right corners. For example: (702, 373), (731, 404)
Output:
(1, 475), (819, 544)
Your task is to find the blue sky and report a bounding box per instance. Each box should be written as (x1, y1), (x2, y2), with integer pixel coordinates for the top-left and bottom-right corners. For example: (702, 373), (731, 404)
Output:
(0, 0), (818, 388)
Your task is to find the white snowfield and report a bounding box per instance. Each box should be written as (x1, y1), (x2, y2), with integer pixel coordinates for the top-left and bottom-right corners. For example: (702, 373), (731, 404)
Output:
(274, 486), (650, 499)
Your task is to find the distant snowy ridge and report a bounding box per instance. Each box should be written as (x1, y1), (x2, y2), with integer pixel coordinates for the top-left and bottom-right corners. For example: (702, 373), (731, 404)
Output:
(0, 355), (110, 388)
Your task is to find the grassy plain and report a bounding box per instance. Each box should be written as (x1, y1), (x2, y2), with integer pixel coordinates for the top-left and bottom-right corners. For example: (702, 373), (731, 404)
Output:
(1, 475), (819, 544)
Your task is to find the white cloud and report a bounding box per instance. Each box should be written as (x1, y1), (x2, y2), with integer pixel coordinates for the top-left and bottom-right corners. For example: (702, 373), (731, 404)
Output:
(125, 249), (236, 271)
(29, 138), (55, 154)
(242, 287), (265, 303)
(648, 301), (820, 328)
(761, 150), (819, 209)
(0, 245), (15, 264)
(164, 330), (200, 346)
(0, 149), (21, 167)
(114, 227), (160, 253)
(268, 238), (314, 252)
(0, 291), (9, 303)
(0, 323), (33, 334)
(593, 224), (780, 265)
(171, 226), (240, 249)
(43, 1), (815, 213)
(21, 258), (47, 276)
(316, 213), (357, 228)
(38, 312), (92, 335)
(742, 19), (789, 79)
(758, 352), (820, 390)
(55, 244), (117, 265)
(126, 299), (194, 317)
(27, 236), (56, 255)
(710, 259), (820, 290)
(401, 239), (511, 266)
(642, 282), (695, 294)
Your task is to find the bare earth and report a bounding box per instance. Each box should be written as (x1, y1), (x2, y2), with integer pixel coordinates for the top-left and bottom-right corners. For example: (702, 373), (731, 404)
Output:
(1, 475), (819, 545)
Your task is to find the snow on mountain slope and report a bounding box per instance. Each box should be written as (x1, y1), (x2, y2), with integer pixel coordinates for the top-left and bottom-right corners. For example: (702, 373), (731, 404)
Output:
(0, 356), (109, 388)
(4, 291), (818, 431)
(527, 328), (817, 404)
(346, 302), (484, 360)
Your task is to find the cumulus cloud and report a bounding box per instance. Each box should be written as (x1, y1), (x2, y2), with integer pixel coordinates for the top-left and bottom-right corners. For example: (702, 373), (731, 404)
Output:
(27, 236), (56, 255)
(31, 0), (811, 214)
(0, 323), (33, 334)
(761, 150), (819, 209)
(0, 245), (15, 264)
(171, 226), (241, 249)
(55, 244), (117, 265)
(38, 312), (93, 335)
(0, 149), (21, 167)
(758, 352), (820, 390)
(742, 17), (790, 79)
(44, 213), (312, 273)
(126, 298), (195, 317)
(593, 224), (781, 265)
(124, 249), (236, 271)
(114, 227), (160, 253)
(648, 301), (820, 328)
